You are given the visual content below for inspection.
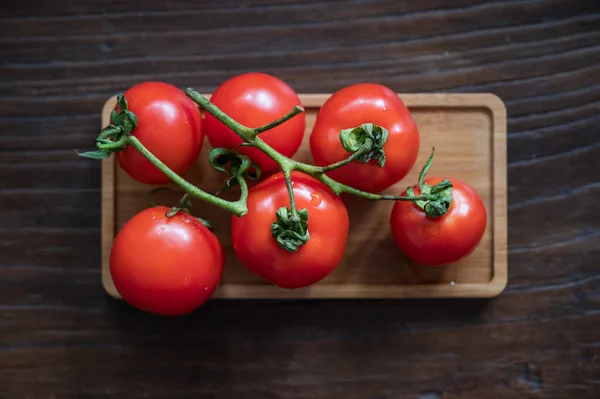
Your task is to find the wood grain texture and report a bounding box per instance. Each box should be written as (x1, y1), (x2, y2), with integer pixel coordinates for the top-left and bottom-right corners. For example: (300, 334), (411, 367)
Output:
(1, 0), (599, 398)
(101, 93), (507, 299)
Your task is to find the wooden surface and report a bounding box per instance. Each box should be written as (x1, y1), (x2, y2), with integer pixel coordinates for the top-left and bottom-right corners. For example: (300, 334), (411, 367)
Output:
(1, 0), (599, 398)
(102, 93), (508, 299)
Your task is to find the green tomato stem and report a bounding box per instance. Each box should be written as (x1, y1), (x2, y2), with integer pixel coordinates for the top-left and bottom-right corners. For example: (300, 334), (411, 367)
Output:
(313, 140), (372, 173)
(418, 147), (435, 190)
(185, 89), (255, 141)
(98, 136), (128, 150)
(252, 105), (305, 136)
(179, 193), (191, 208)
(316, 173), (428, 201)
(237, 174), (249, 211)
(185, 88), (432, 205)
(81, 88), (444, 255)
(125, 135), (248, 217)
(281, 167), (299, 221)
(186, 88), (304, 143)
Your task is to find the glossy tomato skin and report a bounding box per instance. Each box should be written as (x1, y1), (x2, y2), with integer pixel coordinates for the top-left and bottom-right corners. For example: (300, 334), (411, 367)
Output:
(116, 82), (203, 185)
(390, 178), (487, 266)
(204, 73), (305, 174)
(231, 172), (349, 288)
(110, 207), (224, 316)
(310, 83), (419, 193)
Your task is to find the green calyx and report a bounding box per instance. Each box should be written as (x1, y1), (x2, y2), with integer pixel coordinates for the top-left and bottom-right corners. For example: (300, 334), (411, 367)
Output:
(166, 207), (214, 231)
(147, 188), (215, 231)
(406, 148), (453, 217)
(168, 192), (194, 217)
(209, 148), (261, 191)
(147, 187), (195, 218)
(271, 207), (310, 252)
(407, 180), (453, 217)
(339, 123), (388, 167)
(114, 94), (138, 133)
(77, 93), (136, 160)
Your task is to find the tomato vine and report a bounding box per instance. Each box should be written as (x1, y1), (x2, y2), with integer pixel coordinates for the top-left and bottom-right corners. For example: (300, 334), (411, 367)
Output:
(80, 87), (453, 252)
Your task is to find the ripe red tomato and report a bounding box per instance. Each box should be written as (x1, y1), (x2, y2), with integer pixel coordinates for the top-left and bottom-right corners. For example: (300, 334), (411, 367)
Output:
(110, 207), (224, 315)
(116, 82), (203, 184)
(231, 172), (349, 288)
(390, 178), (486, 266)
(310, 83), (420, 193)
(204, 73), (305, 174)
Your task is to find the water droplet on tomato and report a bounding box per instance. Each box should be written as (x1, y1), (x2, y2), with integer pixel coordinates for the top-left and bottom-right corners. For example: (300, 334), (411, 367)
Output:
(309, 192), (322, 207)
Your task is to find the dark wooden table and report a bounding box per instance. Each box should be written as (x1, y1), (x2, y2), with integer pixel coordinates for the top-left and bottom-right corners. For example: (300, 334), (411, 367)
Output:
(1, 1), (599, 398)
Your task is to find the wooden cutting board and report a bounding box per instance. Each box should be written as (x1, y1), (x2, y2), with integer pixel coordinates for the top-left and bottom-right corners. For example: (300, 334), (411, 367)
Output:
(101, 93), (507, 299)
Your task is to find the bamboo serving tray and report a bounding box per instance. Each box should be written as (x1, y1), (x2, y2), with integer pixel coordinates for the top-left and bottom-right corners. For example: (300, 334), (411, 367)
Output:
(101, 93), (507, 299)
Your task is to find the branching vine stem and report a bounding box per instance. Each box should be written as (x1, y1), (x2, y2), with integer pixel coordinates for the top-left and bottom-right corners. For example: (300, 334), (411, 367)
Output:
(87, 88), (447, 253)
(185, 88), (433, 208)
(109, 135), (249, 217)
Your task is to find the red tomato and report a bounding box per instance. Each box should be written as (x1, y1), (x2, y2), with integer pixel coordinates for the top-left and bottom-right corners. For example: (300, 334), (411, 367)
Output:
(110, 207), (224, 315)
(310, 83), (419, 193)
(204, 73), (305, 174)
(231, 172), (349, 288)
(390, 178), (486, 266)
(116, 82), (203, 184)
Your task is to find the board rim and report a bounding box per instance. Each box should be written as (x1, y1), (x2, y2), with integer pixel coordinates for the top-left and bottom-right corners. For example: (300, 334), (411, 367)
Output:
(100, 93), (507, 299)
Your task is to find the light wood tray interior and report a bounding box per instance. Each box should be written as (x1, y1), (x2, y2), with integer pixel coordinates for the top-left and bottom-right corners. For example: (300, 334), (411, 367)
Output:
(102, 93), (507, 298)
